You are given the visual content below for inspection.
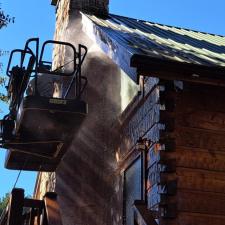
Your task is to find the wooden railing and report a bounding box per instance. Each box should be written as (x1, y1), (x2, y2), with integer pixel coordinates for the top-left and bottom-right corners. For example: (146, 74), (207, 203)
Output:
(133, 200), (157, 225)
(0, 188), (63, 225)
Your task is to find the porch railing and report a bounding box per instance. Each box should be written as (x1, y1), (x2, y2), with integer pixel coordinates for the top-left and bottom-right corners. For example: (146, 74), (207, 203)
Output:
(0, 188), (63, 225)
(133, 200), (157, 225)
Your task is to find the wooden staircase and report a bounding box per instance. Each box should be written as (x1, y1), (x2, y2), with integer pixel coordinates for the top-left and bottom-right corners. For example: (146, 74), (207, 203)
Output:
(0, 188), (62, 225)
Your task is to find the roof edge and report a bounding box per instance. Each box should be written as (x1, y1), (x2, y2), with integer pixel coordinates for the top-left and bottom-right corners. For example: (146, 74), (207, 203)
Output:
(131, 54), (225, 86)
(82, 13), (138, 82)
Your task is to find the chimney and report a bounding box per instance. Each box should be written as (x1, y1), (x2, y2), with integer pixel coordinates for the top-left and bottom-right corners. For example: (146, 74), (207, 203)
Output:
(51, 0), (109, 16)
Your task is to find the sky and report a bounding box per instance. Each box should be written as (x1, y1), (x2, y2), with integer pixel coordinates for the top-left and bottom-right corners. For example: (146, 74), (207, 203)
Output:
(0, 0), (225, 198)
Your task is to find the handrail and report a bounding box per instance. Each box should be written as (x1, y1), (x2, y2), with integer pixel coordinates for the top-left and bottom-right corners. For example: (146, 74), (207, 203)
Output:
(39, 40), (77, 77)
(6, 38), (88, 113)
(63, 44), (88, 99)
(133, 200), (157, 225)
(0, 188), (63, 225)
(4, 188), (24, 225)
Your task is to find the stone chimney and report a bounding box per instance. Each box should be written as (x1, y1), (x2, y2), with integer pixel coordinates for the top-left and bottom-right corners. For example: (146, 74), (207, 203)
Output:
(52, 0), (109, 16)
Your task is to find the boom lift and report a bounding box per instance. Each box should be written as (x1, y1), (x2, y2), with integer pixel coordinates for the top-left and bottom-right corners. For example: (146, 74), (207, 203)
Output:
(0, 38), (88, 171)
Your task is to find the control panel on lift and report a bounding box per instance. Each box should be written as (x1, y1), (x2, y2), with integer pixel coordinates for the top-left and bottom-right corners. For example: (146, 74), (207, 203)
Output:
(0, 38), (88, 171)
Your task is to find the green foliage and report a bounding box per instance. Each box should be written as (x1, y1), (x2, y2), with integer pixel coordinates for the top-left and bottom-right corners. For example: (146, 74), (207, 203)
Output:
(0, 2), (12, 104)
(0, 2), (15, 28)
(0, 193), (10, 216)
(0, 74), (8, 104)
(0, 76), (8, 103)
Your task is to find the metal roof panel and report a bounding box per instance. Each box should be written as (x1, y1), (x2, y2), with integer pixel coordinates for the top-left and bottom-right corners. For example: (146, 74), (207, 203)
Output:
(83, 13), (225, 84)
(85, 13), (225, 68)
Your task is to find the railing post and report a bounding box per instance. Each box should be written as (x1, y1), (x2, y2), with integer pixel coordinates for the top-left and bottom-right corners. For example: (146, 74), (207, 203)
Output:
(28, 208), (36, 225)
(43, 192), (63, 225)
(133, 200), (157, 225)
(0, 207), (8, 225)
(7, 188), (24, 225)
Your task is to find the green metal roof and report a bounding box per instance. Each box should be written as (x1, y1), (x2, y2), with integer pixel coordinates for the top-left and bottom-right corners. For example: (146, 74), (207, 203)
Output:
(83, 13), (225, 83)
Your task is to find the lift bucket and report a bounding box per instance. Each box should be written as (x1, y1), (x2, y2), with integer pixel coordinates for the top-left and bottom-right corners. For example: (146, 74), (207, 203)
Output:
(1, 38), (88, 171)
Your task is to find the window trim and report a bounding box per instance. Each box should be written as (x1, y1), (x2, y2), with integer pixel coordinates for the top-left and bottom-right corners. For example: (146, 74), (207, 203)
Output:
(122, 151), (147, 225)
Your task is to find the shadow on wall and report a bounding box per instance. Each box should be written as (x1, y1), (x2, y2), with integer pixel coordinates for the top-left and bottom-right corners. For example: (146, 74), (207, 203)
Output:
(51, 11), (141, 225)
(56, 48), (124, 225)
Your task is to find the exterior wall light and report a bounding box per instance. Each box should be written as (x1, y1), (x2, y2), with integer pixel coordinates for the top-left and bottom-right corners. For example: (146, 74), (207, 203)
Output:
(136, 137), (152, 152)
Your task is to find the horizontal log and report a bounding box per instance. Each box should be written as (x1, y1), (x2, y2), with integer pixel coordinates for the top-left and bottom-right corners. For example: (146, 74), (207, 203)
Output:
(175, 87), (225, 113)
(177, 174), (225, 194)
(24, 198), (43, 209)
(175, 109), (225, 132)
(160, 148), (225, 172)
(176, 167), (225, 181)
(175, 126), (225, 152)
(175, 191), (225, 216)
(160, 212), (225, 225)
(147, 166), (225, 189)
(149, 190), (225, 218)
(147, 174), (225, 207)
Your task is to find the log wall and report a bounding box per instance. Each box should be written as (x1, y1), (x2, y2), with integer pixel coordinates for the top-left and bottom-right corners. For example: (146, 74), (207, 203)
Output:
(119, 80), (225, 225)
(148, 82), (225, 225)
(34, 1), (225, 224)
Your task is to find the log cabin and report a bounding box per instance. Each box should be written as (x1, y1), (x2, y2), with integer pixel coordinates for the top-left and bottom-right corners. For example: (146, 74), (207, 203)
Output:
(30, 0), (225, 225)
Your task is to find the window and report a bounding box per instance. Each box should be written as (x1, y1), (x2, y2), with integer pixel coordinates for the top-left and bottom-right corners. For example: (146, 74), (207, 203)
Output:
(123, 154), (144, 225)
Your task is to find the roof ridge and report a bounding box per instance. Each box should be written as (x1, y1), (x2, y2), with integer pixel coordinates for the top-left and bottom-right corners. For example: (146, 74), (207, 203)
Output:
(108, 13), (225, 38)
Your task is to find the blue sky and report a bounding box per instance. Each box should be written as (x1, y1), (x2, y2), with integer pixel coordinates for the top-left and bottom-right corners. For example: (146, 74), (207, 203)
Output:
(0, 0), (225, 198)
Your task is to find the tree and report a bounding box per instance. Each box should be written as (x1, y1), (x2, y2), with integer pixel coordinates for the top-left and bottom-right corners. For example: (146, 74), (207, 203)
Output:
(0, 2), (15, 28)
(0, 2), (15, 102)
(0, 193), (9, 216)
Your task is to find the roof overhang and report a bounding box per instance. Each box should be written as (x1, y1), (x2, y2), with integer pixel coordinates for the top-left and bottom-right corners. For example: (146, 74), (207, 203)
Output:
(83, 13), (225, 86)
(131, 54), (225, 86)
(82, 13), (137, 82)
